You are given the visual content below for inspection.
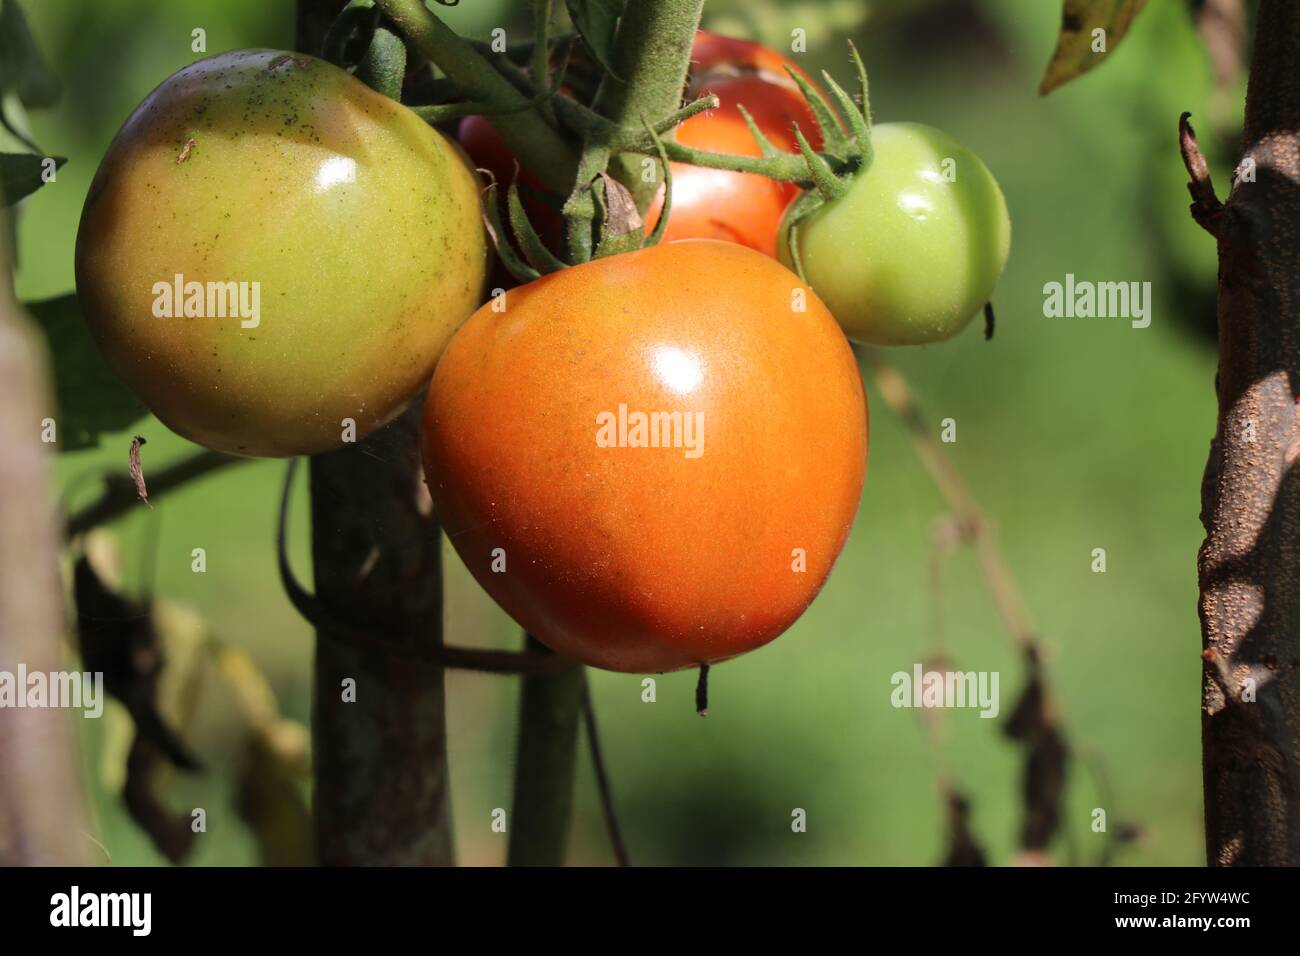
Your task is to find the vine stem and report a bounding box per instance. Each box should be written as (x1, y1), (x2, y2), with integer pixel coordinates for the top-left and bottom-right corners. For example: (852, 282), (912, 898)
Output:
(507, 0), (704, 865)
(373, 0), (575, 192)
(64, 449), (244, 539)
(563, 0), (705, 258)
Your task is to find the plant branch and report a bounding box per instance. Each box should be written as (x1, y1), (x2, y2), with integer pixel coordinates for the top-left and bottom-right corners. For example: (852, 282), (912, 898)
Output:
(276, 458), (573, 676)
(866, 352), (1070, 860)
(1195, 0), (1300, 866)
(64, 449), (244, 539)
(1179, 113), (1226, 236)
(507, 634), (584, 866)
(589, 0), (704, 211)
(581, 676), (629, 866)
(373, 0), (575, 192)
(561, 0), (704, 254)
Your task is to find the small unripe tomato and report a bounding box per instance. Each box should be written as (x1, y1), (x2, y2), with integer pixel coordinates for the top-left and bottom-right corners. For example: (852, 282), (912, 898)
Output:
(423, 240), (867, 673)
(780, 122), (1011, 346)
(76, 50), (488, 457)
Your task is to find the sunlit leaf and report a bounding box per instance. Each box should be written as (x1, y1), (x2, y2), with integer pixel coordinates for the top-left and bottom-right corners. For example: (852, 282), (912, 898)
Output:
(1039, 0), (1148, 96)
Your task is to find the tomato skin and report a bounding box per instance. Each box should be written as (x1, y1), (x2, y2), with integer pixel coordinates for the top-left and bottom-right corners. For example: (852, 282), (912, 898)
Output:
(76, 50), (487, 457)
(781, 122), (1011, 346)
(423, 240), (867, 673)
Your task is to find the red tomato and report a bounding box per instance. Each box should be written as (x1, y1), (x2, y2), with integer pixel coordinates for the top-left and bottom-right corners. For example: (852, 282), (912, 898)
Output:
(423, 240), (867, 673)
(691, 29), (818, 85)
(457, 113), (563, 250)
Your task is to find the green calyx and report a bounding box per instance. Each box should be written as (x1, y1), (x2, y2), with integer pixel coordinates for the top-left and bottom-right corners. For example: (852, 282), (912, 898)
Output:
(354, 0), (878, 285)
(776, 41), (875, 283)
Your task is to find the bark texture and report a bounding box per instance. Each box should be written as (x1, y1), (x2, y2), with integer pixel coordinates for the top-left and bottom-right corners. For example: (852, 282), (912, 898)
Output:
(297, 0), (451, 866)
(309, 403), (452, 865)
(1198, 0), (1300, 866)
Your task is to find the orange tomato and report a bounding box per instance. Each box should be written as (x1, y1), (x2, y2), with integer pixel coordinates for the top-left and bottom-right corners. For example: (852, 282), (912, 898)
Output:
(647, 34), (825, 256)
(423, 240), (867, 672)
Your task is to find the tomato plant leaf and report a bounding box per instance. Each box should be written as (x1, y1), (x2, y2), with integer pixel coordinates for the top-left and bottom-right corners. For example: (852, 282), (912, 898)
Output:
(1039, 0), (1148, 95)
(0, 0), (61, 108)
(565, 0), (624, 79)
(0, 152), (63, 205)
(25, 294), (147, 451)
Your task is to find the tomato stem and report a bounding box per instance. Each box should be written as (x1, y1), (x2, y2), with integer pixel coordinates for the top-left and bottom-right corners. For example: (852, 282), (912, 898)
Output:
(373, 0), (576, 193)
(696, 664), (711, 717)
(531, 0), (556, 126)
(354, 24), (406, 102)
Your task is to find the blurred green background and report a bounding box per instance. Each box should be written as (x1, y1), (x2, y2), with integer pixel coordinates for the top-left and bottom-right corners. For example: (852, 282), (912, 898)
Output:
(12, 0), (1231, 865)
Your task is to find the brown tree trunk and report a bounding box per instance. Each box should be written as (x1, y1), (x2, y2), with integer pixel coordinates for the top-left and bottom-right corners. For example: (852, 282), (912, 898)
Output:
(309, 404), (453, 866)
(296, 0), (452, 866)
(1196, 0), (1300, 866)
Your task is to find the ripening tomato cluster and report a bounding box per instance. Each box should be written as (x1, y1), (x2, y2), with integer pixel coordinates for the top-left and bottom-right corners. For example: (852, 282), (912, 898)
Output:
(75, 33), (1009, 674)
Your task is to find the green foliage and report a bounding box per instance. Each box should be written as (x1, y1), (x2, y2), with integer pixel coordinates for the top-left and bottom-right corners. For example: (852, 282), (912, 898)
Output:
(26, 294), (146, 451)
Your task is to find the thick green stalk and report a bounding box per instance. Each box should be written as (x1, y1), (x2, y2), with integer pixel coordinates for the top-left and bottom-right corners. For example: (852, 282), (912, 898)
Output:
(507, 635), (585, 866)
(592, 0), (705, 211)
(510, 0), (705, 866)
(563, 0), (703, 262)
(531, 0), (555, 125)
(374, 0), (575, 192)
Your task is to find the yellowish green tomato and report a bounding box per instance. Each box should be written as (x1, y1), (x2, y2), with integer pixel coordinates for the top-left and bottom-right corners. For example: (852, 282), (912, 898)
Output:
(780, 122), (1011, 347)
(76, 49), (488, 457)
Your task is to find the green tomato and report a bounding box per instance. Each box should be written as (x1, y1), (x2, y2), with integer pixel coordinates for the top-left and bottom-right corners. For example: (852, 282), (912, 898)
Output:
(76, 50), (488, 457)
(780, 122), (1011, 346)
